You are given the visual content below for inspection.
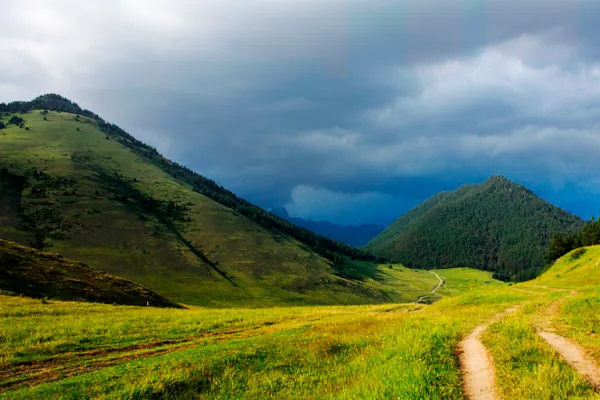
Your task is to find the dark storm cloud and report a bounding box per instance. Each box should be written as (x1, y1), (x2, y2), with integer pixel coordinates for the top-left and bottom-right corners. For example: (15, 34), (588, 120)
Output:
(2, 0), (600, 224)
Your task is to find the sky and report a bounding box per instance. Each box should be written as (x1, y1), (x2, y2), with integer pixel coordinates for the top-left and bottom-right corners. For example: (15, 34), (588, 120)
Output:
(2, 0), (600, 226)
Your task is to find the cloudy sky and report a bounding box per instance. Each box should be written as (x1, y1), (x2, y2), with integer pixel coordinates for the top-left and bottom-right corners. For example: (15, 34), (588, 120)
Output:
(2, 0), (600, 226)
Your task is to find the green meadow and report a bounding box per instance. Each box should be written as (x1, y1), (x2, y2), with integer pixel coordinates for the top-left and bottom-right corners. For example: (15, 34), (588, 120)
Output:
(5, 247), (600, 399)
(1, 288), (527, 399)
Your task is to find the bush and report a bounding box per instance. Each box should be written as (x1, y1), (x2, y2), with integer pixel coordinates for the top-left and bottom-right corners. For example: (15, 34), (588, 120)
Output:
(8, 115), (24, 125)
(0, 121), (5, 130)
(571, 248), (587, 260)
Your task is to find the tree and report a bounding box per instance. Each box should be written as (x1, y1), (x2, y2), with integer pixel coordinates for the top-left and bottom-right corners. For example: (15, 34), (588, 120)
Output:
(0, 121), (5, 130)
(8, 115), (24, 125)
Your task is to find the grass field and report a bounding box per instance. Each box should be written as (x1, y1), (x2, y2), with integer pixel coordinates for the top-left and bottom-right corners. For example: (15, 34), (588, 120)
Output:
(479, 246), (600, 399)
(0, 288), (527, 399)
(4, 248), (600, 398)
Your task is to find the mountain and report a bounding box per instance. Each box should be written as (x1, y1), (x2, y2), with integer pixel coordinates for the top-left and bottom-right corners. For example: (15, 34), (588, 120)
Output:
(270, 208), (383, 247)
(0, 94), (395, 307)
(0, 239), (180, 307)
(364, 175), (585, 281)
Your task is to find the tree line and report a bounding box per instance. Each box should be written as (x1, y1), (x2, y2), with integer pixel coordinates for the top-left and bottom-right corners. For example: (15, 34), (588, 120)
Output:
(545, 218), (600, 265)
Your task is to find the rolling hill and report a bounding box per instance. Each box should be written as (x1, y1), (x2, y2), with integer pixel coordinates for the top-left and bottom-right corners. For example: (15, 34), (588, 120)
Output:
(0, 94), (398, 307)
(365, 175), (584, 281)
(0, 239), (180, 307)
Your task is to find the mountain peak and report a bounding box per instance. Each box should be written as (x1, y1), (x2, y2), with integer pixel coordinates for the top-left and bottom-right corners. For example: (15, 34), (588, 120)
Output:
(481, 175), (529, 193)
(484, 175), (513, 184)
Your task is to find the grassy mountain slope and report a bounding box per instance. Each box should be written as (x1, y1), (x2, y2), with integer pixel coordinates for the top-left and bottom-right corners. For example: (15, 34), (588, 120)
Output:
(365, 175), (584, 281)
(530, 245), (600, 289)
(0, 95), (400, 307)
(0, 239), (179, 307)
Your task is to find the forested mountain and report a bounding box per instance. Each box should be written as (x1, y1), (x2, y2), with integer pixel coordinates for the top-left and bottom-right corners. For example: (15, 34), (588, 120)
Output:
(365, 176), (584, 281)
(0, 94), (393, 307)
(270, 208), (383, 247)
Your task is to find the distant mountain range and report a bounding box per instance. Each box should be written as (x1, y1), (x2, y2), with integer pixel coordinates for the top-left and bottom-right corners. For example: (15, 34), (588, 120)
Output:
(365, 175), (584, 281)
(270, 208), (383, 247)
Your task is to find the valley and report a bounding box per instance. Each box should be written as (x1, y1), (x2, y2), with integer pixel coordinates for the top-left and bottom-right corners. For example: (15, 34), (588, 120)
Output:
(3, 247), (600, 399)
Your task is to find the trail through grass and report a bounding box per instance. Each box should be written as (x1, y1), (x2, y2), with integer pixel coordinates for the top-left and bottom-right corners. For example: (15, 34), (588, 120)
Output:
(0, 286), (529, 399)
(4, 247), (600, 398)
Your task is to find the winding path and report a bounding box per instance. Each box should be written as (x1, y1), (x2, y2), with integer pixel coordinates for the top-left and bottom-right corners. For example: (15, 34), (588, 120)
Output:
(415, 271), (444, 303)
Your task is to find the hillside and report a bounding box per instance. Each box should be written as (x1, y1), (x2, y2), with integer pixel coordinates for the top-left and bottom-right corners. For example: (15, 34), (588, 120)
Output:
(365, 175), (584, 281)
(531, 245), (600, 289)
(271, 208), (383, 246)
(0, 239), (179, 307)
(0, 94), (394, 307)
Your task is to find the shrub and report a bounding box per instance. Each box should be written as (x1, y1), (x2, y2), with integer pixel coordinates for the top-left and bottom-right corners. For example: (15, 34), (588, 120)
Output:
(8, 115), (25, 125)
(571, 248), (587, 260)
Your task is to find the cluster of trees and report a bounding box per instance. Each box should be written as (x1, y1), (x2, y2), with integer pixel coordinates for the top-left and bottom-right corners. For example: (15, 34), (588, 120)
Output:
(8, 116), (25, 126)
(0, 115), (25, 129)
(546, 218), (600, 264)
(0, 94), (100, 120)
(367, 176), (584, 282)
(0, 94), (384, 264)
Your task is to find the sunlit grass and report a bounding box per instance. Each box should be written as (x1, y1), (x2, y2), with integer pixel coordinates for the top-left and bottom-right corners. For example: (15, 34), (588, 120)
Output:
(6, 245), (600, 399)
(1, 287), (527, 399)
(483, 301), (599, 399)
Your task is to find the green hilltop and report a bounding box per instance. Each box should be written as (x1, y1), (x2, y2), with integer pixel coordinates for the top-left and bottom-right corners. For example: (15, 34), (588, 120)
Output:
(365, 175), (584, 281)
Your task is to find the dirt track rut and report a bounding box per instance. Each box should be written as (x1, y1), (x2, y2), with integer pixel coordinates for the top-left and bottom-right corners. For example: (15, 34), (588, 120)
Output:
(459, 307), (520, 400)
